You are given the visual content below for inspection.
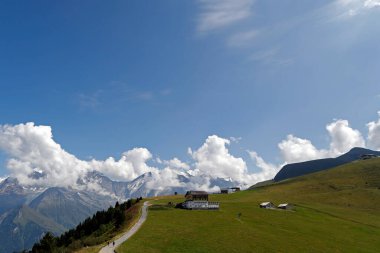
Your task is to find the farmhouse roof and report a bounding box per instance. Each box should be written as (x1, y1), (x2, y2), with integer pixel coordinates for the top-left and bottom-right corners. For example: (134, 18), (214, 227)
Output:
(185, 190), (208, 195)
(278, 203), (290, 207)
(260, 202), (271, 205)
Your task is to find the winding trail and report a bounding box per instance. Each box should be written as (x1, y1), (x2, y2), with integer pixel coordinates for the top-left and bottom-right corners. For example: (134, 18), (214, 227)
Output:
(99, 201), (149, 253)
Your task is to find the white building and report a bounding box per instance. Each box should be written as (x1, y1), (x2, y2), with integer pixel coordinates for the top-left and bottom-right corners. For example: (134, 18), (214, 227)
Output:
(182, 191), (219, 210)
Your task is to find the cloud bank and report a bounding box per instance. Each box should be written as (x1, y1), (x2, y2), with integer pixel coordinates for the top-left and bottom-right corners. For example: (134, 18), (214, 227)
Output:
(0, 112), (380, 193)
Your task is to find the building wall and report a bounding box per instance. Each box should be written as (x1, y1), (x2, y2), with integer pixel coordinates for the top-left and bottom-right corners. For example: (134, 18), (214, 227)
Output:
(183, 200), (219, 210)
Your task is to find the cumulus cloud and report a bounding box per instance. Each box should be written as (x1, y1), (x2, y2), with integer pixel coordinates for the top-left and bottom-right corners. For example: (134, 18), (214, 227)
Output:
(189, 135), (280, 186)
(197, 0), (255, 32)
(278, 119), (365, 164)
(144, 168), (185, 192)
(367, 111), (380, 150)
(90, 148), (158, 182)
(0, 123), (156, 187)
(278, 135), (329, 164)
(0, 123), (88, 187)
(162, 157), (190, 170)
(190, 135), (248, 181)
(1, 113), (379, 193)
(247, 151), (281, 182)
(327, 119), (365, 154)
(0, 123), (253, 192)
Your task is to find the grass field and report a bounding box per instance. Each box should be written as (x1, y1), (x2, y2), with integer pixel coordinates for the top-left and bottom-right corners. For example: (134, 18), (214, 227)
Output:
(117, 158), (380, 253)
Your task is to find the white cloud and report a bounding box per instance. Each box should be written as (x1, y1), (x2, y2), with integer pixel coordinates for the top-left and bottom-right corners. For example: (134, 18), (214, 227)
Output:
(227, 30), (259, 47)
(145, 168), (185, 192)
(367, 111), (380, 150)
(90, 148), (158, 182)
(163, 157), (190, 170)
(189, 135), (281, 186)
(183, 175), (220, 192)
(327, 119), (365, 154)
(0, 123), (88, 187)
(190, 135), (248, 181)
(197, 0), (255, 32)
(250, 48), (293, 66)
(0, 114), (378, 193)
(364, 0), (380, 8)
(278, 119), (365, 164)
(229, 136), (242, 143)
(278, 135), (329, 164)
(247, 151), (281, 182)
(0, 123), (157, 187)
(0, 123), (255, 192)
(332, 0), (380, 19)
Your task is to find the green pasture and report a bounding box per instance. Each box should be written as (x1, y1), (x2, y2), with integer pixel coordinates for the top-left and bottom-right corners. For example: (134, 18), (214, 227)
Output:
(117, 159), (380, 253)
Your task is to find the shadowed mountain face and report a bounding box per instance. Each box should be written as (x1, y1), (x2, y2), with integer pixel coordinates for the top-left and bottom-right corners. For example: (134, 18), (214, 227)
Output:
(274, 147), (380, 181)
(0, 178), (27, 214)
(28, 187), (115, 228)
(0, 179), (116, 253)
(0, 205), (66, 253)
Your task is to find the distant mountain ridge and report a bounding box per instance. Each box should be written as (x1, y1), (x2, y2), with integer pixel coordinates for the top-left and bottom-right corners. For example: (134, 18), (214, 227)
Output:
(274, 147), (380, 181)
(0, 179), (115, 253)
(0, 169), (237, 253)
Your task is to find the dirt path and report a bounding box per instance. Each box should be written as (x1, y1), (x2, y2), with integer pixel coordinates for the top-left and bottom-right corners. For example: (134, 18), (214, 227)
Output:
(99, 201), (149, 253)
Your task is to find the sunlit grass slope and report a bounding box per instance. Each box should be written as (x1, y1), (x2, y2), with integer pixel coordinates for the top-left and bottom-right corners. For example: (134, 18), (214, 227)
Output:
(117, 158), (380, 253)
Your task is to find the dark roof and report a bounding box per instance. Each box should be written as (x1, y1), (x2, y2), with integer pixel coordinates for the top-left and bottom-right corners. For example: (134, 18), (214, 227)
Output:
(185, 190), (208, 196)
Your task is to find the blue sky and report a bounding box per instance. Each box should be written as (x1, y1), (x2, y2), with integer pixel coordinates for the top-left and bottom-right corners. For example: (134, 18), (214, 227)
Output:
(1, 0), (380, 180)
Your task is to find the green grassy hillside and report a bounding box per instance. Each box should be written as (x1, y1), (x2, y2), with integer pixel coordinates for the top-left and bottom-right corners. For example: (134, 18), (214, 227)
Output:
(117, 158), (380, 253)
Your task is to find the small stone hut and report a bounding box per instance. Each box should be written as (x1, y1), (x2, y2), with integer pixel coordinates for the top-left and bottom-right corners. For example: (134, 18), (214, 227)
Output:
(259, 202), (275, 209)
(278, 203), (293, 210)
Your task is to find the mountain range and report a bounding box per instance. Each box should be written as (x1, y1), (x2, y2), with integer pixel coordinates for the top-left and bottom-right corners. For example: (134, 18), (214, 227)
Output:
(1, 147), (378, 253)
(0, 169), (236, 253)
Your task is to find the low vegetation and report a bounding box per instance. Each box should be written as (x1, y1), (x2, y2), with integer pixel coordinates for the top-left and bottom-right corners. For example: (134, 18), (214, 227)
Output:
(26, 197), (142, 253)
(117, 159), (380, 253)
